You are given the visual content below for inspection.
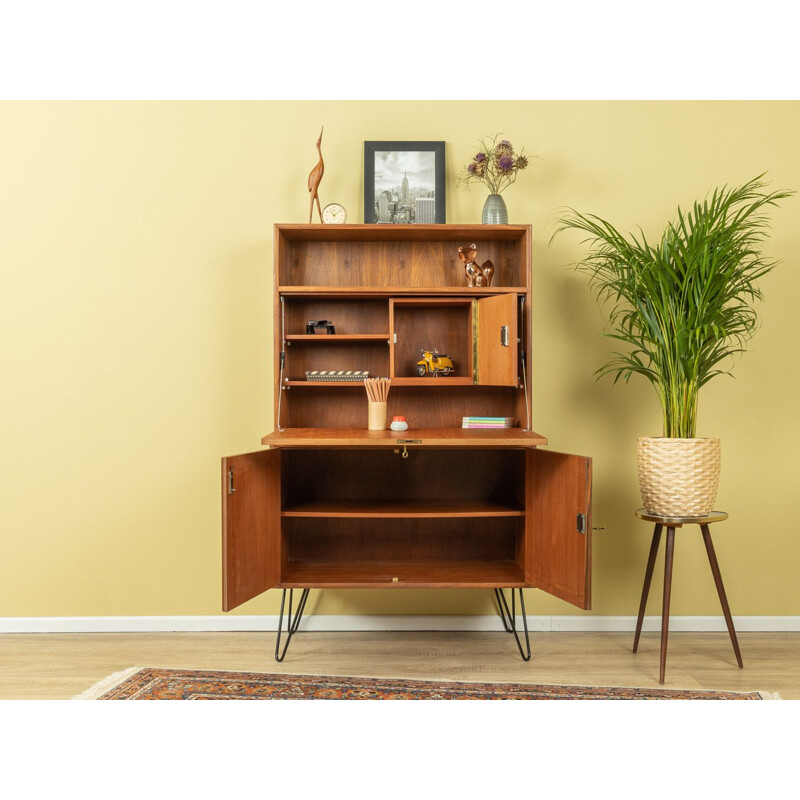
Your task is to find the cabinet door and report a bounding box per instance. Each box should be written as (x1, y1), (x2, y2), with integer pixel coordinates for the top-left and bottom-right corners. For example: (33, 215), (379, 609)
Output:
(527, 449), (592, 609)
(476, 293), (518, 386)
(222, 449), (281, 612)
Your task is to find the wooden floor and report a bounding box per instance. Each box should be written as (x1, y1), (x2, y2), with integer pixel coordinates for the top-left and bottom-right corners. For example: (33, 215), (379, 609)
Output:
(1, 630), (799, 699)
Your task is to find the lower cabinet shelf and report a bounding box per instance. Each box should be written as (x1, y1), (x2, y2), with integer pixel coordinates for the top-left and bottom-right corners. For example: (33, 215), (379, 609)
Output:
(281, 499), (525, 518)
(283, 516), (523, 573)
(279, 559), (527, 589)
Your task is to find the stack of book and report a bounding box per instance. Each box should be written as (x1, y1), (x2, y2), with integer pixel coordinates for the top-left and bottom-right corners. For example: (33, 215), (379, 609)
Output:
(462, 416), (514, 429)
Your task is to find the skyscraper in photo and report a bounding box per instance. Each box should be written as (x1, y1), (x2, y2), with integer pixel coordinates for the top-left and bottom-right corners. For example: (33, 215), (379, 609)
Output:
(415, 197), (436, 224)
(377, 191), (392, 223)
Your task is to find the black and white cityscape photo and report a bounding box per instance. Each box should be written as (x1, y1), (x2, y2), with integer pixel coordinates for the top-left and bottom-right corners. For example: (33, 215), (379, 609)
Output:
(364, 141), (445, 224)
(373, 151), (436, 224)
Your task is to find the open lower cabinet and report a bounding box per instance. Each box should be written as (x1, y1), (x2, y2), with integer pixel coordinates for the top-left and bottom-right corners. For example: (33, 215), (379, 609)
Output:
(223, 445), (591, 605)
(221, 223), (593, 660)
(222, 442), (592, 660)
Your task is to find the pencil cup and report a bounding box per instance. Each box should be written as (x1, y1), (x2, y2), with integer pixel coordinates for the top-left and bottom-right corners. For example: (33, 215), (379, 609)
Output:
(368, 401), (387, 431)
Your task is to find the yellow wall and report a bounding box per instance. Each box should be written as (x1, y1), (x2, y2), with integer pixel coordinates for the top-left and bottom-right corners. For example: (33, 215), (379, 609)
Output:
(2, 101), (798, 619)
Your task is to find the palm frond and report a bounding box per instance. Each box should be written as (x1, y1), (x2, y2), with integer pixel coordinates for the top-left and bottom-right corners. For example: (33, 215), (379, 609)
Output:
(553, 176), (793, 437)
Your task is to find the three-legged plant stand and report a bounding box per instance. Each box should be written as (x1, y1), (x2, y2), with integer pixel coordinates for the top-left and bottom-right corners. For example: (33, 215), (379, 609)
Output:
(632, 509), (743, 684)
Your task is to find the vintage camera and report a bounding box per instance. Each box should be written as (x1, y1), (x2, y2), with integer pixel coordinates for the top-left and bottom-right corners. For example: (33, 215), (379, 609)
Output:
(306, 320), (336, 335)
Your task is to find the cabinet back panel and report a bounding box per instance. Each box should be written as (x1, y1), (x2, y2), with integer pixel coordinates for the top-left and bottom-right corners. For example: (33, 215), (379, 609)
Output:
(392, 304), (472, 378)
(281, 386), (519, 428)
(284, 343), (389, 380)
(284, 518), (520, 563)
(283, 299), (389, 336)
(279, 241), (521, 287)
(282, 449), (525, 504)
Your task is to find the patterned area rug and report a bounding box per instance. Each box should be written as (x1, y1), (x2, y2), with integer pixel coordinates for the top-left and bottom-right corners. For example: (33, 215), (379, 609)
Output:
(74, 667), (777, 700)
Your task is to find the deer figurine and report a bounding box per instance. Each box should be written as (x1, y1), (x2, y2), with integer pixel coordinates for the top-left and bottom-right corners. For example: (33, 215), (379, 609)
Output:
(457, 244), (495, 287)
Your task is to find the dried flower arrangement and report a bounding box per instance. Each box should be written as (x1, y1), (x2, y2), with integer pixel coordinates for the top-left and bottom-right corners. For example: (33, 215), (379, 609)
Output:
(458, 134), (531, 195)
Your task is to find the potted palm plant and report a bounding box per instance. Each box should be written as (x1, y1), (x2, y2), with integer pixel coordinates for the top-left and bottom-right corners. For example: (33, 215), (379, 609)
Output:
(553, 175), (792, 516)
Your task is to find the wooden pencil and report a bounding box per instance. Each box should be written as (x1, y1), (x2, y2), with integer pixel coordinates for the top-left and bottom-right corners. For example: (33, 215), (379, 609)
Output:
(364, 377), (390, 403)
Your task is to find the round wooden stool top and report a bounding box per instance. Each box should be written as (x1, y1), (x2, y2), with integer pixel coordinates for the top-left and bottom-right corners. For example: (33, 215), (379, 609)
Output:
(635, 508), (727, 527)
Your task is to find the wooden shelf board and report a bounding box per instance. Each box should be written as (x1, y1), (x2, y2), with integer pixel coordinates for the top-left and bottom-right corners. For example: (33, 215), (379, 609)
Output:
(285, 334), (390, 342)
(278, 559), (526, 589)
(282, 379), (490, 387)
(262, 428), (548, 448)
(283, 381), (370, 387)
(281, 499), (525, 518)
(275, 223), (531, 242)
(390, 377), (474, 386)
(390, 297), (473, 306)
(278, 286), (527, 296)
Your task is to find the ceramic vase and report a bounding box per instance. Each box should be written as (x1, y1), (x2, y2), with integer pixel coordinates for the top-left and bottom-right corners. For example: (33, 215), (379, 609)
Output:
(482, 194), (508, 224)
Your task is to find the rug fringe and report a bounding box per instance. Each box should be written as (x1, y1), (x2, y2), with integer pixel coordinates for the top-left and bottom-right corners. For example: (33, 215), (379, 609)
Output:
(72, 666), (143, 700)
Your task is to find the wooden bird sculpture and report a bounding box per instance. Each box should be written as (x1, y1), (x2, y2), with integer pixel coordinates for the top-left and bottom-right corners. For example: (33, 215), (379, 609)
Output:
(308, 127), (324, 223)
(458, 244), (495, 287)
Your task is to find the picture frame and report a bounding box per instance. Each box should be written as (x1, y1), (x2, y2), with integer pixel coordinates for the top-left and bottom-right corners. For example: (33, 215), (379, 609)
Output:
(364, 141), (445, 224)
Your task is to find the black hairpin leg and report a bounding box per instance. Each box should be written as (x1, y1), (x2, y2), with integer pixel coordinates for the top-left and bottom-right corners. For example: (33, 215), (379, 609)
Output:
(494, 588), (531, 661)
(275, 588), (310, 662)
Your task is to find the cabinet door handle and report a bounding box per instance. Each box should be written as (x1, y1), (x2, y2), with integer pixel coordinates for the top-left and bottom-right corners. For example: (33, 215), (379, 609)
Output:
(500, 325), (509, 347)
(228, 468), (235, 496)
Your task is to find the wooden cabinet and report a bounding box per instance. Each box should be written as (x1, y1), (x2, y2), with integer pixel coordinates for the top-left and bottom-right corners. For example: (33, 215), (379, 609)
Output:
(222, 225), (592, 636)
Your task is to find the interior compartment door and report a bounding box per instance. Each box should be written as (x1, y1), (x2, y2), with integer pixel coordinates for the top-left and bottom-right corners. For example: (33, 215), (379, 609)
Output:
(222, 449), (281, 611)
(527, 449), (592, 609)
(476, 293), (518, 386)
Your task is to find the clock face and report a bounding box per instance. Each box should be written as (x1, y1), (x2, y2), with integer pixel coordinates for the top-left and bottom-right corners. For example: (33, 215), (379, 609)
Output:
(322, 203), (347, 224)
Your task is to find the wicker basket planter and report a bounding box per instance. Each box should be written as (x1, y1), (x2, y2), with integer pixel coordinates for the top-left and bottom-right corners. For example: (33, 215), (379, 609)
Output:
(637, 437), (721, 517)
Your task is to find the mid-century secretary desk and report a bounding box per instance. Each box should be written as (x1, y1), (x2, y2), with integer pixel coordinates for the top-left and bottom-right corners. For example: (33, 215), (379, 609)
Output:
(222, 224), (592, 660)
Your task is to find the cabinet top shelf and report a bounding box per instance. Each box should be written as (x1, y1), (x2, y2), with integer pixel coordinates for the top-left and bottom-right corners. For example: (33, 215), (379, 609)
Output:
(275, 223), (531, 243)
(262, 428), (548, 448)
(278, 286), (527, 296)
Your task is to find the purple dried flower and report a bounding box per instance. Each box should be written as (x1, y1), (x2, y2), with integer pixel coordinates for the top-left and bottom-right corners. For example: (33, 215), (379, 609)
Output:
(459, 134), (533, 191)
(497, 154), (514, 172)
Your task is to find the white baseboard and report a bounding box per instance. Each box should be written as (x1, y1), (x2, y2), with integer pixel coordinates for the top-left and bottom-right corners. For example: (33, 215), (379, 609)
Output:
(1, 615), (799, 634)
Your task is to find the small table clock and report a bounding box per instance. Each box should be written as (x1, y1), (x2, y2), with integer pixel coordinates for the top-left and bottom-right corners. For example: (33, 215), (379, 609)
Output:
(322, 203), (347, 224)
